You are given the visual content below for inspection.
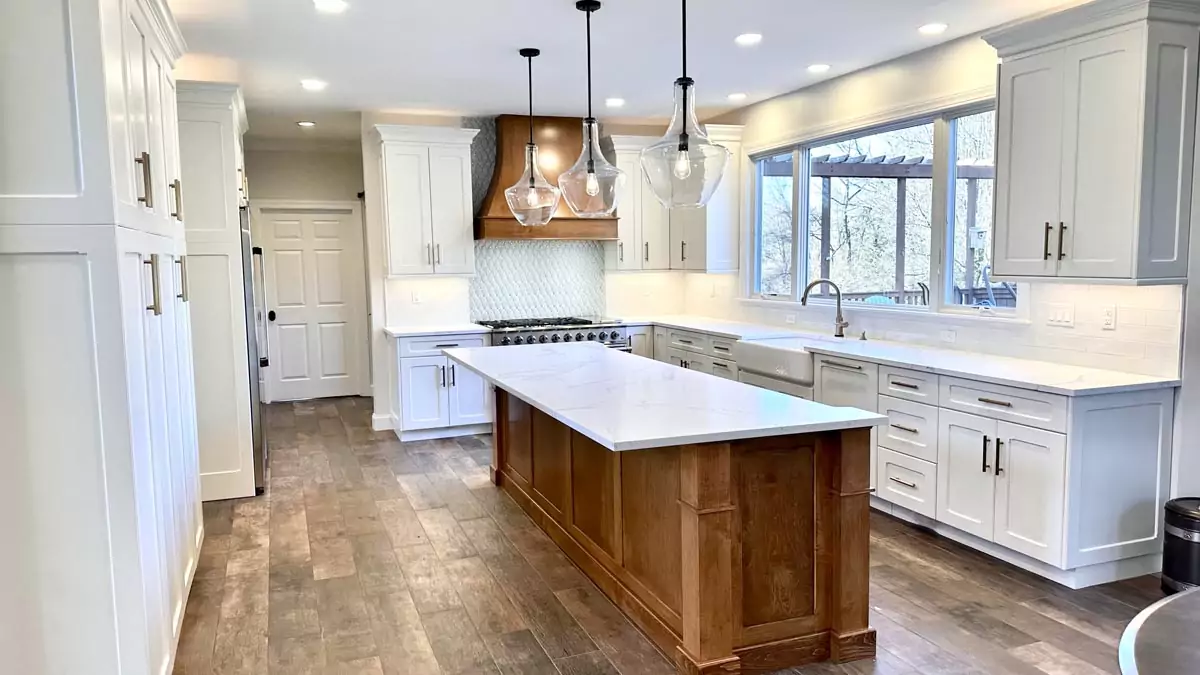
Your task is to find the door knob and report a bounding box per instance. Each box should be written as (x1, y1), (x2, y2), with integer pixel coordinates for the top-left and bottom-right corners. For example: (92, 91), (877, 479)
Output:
(268, 310), (277, 322)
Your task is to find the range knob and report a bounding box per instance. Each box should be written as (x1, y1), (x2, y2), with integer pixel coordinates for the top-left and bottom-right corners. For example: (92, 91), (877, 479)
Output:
(587, 332), (597, 341)
(514, 336), (524, 345)
(551, 334), (560, 343)
(606, 331), (618, 340)
(500, 336), (512, 346)
(563, 334), (572, 342)
(538, 335), (548, 344)
(576, 333), (585, 341)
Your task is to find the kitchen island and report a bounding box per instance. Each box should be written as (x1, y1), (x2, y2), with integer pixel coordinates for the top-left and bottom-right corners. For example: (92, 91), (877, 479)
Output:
(445, 343), (886, 673)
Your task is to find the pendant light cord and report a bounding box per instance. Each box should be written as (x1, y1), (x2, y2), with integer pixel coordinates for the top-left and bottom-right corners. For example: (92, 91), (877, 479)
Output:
(585, 6), (595, 169)
(681, 0), (687, 79)
(526, 55), (534, 145)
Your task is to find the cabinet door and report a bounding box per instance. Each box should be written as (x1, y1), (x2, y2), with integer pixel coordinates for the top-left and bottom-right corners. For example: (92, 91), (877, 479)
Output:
(1057, 29), (1141, 279)
(156, 253), (187, 633)
(683, 352), (713, 372)
(993, 49), (1064, 278)
(383, 143), (434, 276)
(448, 361), (491, 427)
(654, 327), (670, 363)
(629, 328), (653, 359)
(172, 256), (202, 562)
(993, 422), (1066, 565)
(936, 409), (996, 541)
(708, 357), (738, 380)
(159, 69), (184, 238)
(669, 208), (706, 270)
(666, 347), (689, 369)
(121, 4), (153, 230)
(641, 180), (671, 270)
(429, 145), (475, 275)
(143, 43), (172, 236)
(400, 356), (449, 430)
(814, 357), (878, 410)
(613, 151), (642, 270)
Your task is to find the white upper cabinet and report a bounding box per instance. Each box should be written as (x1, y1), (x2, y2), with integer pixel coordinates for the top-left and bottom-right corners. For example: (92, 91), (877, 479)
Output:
(986, 0), (1199, 284)
(609, 137), (669, 271)
(376, 125), (479, 277)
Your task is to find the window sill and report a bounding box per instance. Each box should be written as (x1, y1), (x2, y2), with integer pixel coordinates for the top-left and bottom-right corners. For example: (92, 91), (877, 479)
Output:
(740, 296), (1031, 326)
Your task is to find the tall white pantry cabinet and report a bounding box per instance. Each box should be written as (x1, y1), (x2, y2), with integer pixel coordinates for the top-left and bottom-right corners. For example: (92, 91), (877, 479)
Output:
(0, 1), (202, 675)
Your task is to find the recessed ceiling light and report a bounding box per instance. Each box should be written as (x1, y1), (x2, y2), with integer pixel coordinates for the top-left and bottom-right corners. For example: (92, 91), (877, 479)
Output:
(313, 0), (348, 13)
(734, 33), (763, 47)
(727, 93), (747, 102)
(605, 97), (625, 108)
(919, 22), (948, 35)
(807, 64), (831, 74)
(297, 121), (316, 128)
(300, 79), (327, 92)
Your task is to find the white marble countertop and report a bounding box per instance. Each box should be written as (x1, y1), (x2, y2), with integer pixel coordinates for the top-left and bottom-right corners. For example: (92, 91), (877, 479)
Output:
(384, 323), (491, 338)
(444, 343), (885, 451)
(754, 335), (1179, 396)
(621, 314), (812, 340)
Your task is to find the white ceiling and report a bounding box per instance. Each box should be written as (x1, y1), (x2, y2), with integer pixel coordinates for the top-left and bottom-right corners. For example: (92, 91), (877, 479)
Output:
(170, 0), (1083, 125)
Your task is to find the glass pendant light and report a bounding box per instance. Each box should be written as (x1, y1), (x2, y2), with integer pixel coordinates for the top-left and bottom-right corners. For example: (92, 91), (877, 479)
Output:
(640, 0), (730, 209)
(505, 48), (561, 227)
(559, 0), (625, 218)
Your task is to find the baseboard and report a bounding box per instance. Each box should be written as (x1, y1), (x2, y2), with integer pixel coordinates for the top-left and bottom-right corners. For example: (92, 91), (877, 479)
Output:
(870, 497), (1161, 589)
(371, 413), (393, 431)
(397, 424), (491, 442)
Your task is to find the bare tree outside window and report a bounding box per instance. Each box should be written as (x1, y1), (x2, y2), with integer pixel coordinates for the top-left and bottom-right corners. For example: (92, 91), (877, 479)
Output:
(951, 110), (1013, 308)
(757, 153), (794, 296)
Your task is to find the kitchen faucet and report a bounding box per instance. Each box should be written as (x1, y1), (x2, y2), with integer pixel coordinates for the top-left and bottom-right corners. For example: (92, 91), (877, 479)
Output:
(800, 279), (850, 338)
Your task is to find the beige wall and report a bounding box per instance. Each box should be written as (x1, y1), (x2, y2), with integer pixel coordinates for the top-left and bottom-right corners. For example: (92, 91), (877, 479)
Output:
(244, 148), (364, 201)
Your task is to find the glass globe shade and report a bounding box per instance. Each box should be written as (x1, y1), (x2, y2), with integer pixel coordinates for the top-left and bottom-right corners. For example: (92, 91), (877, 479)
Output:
(505, 143), (561, 227)
(640, 77), (730, 209)
(560, 118), (625, 218)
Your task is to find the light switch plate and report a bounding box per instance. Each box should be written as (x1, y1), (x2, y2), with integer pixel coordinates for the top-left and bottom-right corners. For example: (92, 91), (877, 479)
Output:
(785, 314), (796, 325)
(411, 291), (422, 304)
(1046, 302), (1075, 327)
(1102, 305), (1117, 330)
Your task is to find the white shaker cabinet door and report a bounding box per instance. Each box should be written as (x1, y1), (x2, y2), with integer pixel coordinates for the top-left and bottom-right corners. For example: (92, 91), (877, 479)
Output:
(383, 143), (434, 276)
(628, 327), (653, 359)
(428, 145), (475, 275)
(993, 49), (1064, 278)
(936, 409), (997, 541)
(613, 151), (642, 271)
(1056, 29), (1141, 279)
(641, 182), (672, 270)
(993, 421), (1067, 566)
(448, 360), (491, 427)
(400, 356), (449, 430)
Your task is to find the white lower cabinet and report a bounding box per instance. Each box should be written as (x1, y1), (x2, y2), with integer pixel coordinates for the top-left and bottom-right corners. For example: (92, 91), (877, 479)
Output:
(628, 326), (653, 359)
(936, 409), (999, 541)
(815, 357), (879, 492)
(448, 361), (491, 426)
(393, 333), (493, 439)
(877, 448), (937, 519)
(993, 421), (1066, 564)
(400, 356), (450, 430)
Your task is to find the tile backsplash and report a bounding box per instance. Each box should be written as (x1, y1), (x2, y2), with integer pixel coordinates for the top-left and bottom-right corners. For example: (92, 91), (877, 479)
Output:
(470, 240), (606, 320)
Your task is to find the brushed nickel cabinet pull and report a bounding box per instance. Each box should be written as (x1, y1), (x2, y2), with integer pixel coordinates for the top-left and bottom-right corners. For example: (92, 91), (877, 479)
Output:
(170, 179), (183, 220)
(1058, 222), (1066, 260)
(891, 381), (920, 390)
(1043, 222), (1052, 260)
(644, 242), (649, 262)
(890, 424), (919, 434)
(821, 359), (862, 371)
(888, 476), (918, 490)
(144, 254), (162, 315)
(618, 242), (624, 262)
(978, 397), (1013, 408)
(135, 152), (153, 208)
(176, 255), (189, 302)
(435, 244), (442, 265)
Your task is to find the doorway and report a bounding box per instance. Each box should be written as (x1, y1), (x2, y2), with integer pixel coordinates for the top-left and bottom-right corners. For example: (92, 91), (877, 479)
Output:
(251, 201), (369, 402)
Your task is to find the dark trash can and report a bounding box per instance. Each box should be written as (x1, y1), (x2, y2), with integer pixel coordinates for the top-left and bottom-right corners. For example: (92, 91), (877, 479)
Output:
(1163, 498), (1200, 594)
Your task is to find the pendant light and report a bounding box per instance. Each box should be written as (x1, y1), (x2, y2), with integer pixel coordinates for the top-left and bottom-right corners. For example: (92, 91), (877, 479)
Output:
(639, 0), (730, 209)
(559, 0), (625, 218)
(505, 48), (561, 227)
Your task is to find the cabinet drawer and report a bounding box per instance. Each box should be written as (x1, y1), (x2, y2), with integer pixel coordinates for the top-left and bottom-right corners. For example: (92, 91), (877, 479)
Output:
(879, 366), (939, 404)
(710, 357), (738, 380)
(398, 334), (488, 358)
(877, 395), (939, 464)
(667, 329), (707, 354)
(939, 377), (1066, 433)
(877, 447), (937, 519)
(708, 336), (736, 359)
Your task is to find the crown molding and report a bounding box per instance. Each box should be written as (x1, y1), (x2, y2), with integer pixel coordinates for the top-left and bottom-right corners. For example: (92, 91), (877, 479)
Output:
(374, 124), (481, 146)
(985, 0), (1200, 55)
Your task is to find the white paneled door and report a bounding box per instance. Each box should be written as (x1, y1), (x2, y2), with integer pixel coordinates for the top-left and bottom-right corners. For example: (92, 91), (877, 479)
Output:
(254, 203), (368, 401)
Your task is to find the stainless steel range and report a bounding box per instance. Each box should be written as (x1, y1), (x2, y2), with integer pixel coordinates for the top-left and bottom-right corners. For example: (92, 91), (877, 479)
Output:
(478, 317), (630, 351)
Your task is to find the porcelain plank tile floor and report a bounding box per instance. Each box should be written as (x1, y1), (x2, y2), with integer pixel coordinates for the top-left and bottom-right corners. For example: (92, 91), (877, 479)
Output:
(173, 397), (1165, 675)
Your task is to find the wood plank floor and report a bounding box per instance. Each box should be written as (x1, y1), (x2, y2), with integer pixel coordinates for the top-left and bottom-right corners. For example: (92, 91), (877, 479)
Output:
(173, 397), (1165, 674)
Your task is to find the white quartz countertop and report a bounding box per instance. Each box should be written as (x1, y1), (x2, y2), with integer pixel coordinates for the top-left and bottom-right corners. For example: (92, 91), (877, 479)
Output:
(756, 335), (1179, 396)
(621, 315), (812, 340)
(445, 343), (885, 451)
(384, 323), (491, 338)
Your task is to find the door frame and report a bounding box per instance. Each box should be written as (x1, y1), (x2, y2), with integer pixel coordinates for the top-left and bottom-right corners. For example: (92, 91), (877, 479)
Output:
(250, 200), (371, 403)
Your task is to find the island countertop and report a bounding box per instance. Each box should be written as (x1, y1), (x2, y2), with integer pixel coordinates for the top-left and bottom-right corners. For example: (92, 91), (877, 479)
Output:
(444, 343), (885, 451)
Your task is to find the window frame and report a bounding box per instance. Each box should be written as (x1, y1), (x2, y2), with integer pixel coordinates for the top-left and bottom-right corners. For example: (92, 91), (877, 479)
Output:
(747, 102), (1026, 321)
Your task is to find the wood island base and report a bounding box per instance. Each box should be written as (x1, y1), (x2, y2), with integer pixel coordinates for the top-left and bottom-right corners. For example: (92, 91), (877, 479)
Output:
(490, 390), (876, 674)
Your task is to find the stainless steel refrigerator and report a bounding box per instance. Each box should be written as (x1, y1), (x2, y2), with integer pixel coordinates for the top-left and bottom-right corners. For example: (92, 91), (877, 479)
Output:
(241, 206), (268, 493)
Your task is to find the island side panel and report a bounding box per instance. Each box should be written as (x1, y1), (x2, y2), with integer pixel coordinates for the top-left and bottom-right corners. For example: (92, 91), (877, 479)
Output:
(821, 428), (875, 662)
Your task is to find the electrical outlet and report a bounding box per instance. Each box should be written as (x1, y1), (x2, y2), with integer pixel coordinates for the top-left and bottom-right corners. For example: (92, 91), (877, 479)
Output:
(785, 314), (796, 325)
(1102, 305), (1117, 330)
(1046, 303), (1075, 327)
(940, 329), (956, 344)
(411, 290), (422, 304)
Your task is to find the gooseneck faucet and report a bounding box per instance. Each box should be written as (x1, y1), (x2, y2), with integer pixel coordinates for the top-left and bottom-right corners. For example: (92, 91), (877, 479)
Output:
(800, 279), (850, 338)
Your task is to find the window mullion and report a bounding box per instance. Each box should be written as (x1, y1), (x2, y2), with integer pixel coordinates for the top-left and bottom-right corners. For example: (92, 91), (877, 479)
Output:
(792, 147), (810, 302)
(930, 116), (953, 315)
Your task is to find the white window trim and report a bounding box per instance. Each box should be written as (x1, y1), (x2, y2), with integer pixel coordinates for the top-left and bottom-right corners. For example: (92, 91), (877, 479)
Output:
(744, 101), (1028, 323)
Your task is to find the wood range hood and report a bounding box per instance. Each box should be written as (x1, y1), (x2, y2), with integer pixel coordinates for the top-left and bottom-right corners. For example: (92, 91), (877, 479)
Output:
(476, 114), (618, 240)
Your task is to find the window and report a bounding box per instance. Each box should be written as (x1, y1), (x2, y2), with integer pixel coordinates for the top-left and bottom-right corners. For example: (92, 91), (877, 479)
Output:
(948, 110), (1012, 308)
(751, 105), (1017, 316)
